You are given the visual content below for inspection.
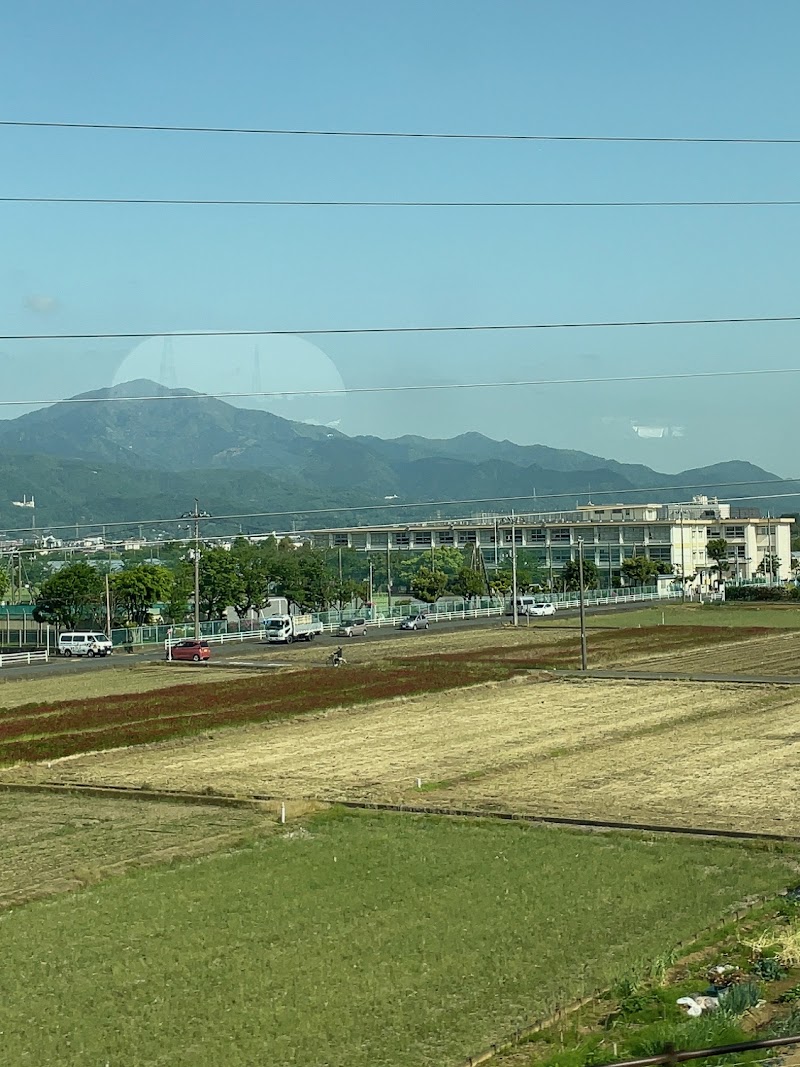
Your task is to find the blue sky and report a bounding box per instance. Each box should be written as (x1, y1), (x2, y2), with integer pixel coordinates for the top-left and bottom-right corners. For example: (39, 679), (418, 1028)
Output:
(2, 1), (799, 475)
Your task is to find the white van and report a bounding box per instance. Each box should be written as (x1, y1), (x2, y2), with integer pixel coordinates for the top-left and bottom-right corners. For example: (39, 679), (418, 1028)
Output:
(58, 631), (114, 657)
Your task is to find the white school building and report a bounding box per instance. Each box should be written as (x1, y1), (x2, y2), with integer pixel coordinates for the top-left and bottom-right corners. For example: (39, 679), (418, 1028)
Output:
(308, 496), (794, 586)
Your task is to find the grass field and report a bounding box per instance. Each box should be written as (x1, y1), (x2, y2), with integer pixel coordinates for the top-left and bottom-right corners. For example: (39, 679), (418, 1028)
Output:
(22, 675), (800, 837)
(0, 790), (279, 908)
(0, 808), (796, 1067)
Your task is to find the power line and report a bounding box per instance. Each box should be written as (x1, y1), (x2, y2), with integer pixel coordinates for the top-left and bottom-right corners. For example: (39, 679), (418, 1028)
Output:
(4, 119), (800, 144)
(3, 366), (800, 409)
(5, 195), (800, 208)
(2, 478), (797, 537)
(3, 314), (800, 343)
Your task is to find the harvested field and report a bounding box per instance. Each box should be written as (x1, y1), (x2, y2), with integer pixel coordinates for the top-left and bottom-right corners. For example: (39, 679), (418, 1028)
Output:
(620, 630), (800, 676)
(0, 627), (755, 766)
(22, 676), (800, 836)
(0, 789), (280, 908)
(0, 661), (264, 709)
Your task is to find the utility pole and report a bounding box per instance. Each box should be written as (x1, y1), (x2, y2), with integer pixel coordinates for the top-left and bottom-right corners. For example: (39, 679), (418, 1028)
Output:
(578, 537), (588, 670)
(680, 508), (686, 602)
(386, 538), (392, 617)
(193, 499), (201, 639)
(338, 547), (344, 619)
(511, 521), (519, 626)
(105, 573), (112, 637)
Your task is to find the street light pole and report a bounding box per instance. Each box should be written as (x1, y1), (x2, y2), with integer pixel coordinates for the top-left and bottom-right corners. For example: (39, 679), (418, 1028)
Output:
(578, 537), (588, 670)
(193, 499), (201, 639)
(386, 538), (392, 617)
(680, 508), (687, 603)
(511, 521), (519, 627)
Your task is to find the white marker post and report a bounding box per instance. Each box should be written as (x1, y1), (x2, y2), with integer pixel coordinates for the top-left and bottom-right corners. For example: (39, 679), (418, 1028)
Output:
(167, 627), (173, 661)
(280, 802), (286, 825)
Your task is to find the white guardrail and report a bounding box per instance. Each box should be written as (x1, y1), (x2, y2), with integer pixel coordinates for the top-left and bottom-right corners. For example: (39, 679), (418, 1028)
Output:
(0, 650), (49, 668)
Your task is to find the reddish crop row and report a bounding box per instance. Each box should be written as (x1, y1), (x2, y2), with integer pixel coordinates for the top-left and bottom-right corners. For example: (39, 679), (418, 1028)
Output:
(435, 625), (769, 669)
(0, 658), (517, 764)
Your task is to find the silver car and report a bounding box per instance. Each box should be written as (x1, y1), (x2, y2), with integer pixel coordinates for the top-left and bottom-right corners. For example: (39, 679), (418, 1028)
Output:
(400, 614), (429, 630)
(338, 618), (368, 637)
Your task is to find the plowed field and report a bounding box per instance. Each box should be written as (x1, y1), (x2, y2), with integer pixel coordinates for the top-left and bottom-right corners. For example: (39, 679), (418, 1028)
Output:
(24, 675), (800, 836)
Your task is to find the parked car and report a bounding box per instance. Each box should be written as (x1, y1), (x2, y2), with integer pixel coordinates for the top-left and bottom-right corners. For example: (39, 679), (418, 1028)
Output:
(167, 639), (211, 662)
(399, 614), (429, 630)
(337, 618), (368, 637)
(58, 631), (113, 657)
(526, 602), (557, 617)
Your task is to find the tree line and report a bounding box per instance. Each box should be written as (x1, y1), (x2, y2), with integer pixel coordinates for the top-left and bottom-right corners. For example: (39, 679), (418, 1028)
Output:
(30, 537), (677, 629)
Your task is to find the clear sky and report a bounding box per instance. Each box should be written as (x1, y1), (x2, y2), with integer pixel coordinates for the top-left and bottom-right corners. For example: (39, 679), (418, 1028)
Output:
(2, 1), (799, 475)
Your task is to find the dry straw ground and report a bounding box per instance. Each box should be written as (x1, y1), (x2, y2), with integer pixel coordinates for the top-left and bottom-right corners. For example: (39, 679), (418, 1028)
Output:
(25, 674), (800, 836)
(0, 790), (284, 907)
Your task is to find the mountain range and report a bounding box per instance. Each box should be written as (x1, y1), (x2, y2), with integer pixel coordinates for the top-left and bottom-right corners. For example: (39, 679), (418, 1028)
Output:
(0, 380), (793, 535)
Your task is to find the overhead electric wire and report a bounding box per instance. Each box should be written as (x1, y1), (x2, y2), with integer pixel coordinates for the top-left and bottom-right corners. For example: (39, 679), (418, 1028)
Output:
(3, 478), (799, 538)
(4, 195), (800, 208)
(3, 314), (800, 343)
(4, 119), (800, 144)
(2, 365), (800, 409)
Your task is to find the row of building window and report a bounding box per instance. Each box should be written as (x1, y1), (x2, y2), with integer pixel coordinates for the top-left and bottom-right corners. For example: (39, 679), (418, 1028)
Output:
(328, 525), (675, 548)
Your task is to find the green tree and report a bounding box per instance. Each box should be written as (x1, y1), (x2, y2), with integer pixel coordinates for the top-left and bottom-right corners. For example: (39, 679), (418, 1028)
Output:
(705, 538), (730, 586)
(230, 539), (275, 620)
(276, 546), (335, 613)
(33, 562), (104, 628)
(111, 564), (174, 626)
(164, 560), (193, 624)
(562, 559), (599, 591)
(620, 556), (660, 587)
(410, 565), (448, 604)
(198, 548), (243, 620)
(757, 554), (781, 580)
(489, 569), (513, 596)
(449, 565), (486, 603)
(397, 547), (466, 590)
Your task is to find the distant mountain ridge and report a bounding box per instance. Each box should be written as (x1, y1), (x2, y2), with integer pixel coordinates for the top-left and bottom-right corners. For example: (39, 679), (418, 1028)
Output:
(0, 380), (791, 532)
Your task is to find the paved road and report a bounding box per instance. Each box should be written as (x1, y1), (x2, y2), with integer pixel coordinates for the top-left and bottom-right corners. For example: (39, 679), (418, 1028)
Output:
(2, 601), (656, 684)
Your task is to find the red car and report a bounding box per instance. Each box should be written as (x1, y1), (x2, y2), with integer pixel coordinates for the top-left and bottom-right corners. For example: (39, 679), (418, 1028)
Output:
(167, 639), (211, 662)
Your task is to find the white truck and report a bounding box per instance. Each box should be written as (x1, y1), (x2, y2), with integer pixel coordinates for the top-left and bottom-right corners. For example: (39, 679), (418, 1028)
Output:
(264, 614), (324, 644)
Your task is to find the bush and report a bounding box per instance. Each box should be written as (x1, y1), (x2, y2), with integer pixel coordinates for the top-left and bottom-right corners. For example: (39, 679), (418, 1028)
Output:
(718, 981), (762, 1016)
(724, 586), (800, 602)
(752, 956), (787, 981)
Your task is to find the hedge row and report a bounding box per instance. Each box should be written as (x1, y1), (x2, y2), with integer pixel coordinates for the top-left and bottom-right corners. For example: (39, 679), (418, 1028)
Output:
(724, 585), (800, 602)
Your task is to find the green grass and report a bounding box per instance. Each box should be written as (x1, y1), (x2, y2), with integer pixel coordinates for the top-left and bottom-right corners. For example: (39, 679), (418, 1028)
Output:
(566, 602), (800, 630)
(0, 810), (796, 1067)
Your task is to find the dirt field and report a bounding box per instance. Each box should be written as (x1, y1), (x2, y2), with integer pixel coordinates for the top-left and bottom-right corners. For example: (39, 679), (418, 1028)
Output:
(0, 789), (293, 907)
(20, 675), (800, 836)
